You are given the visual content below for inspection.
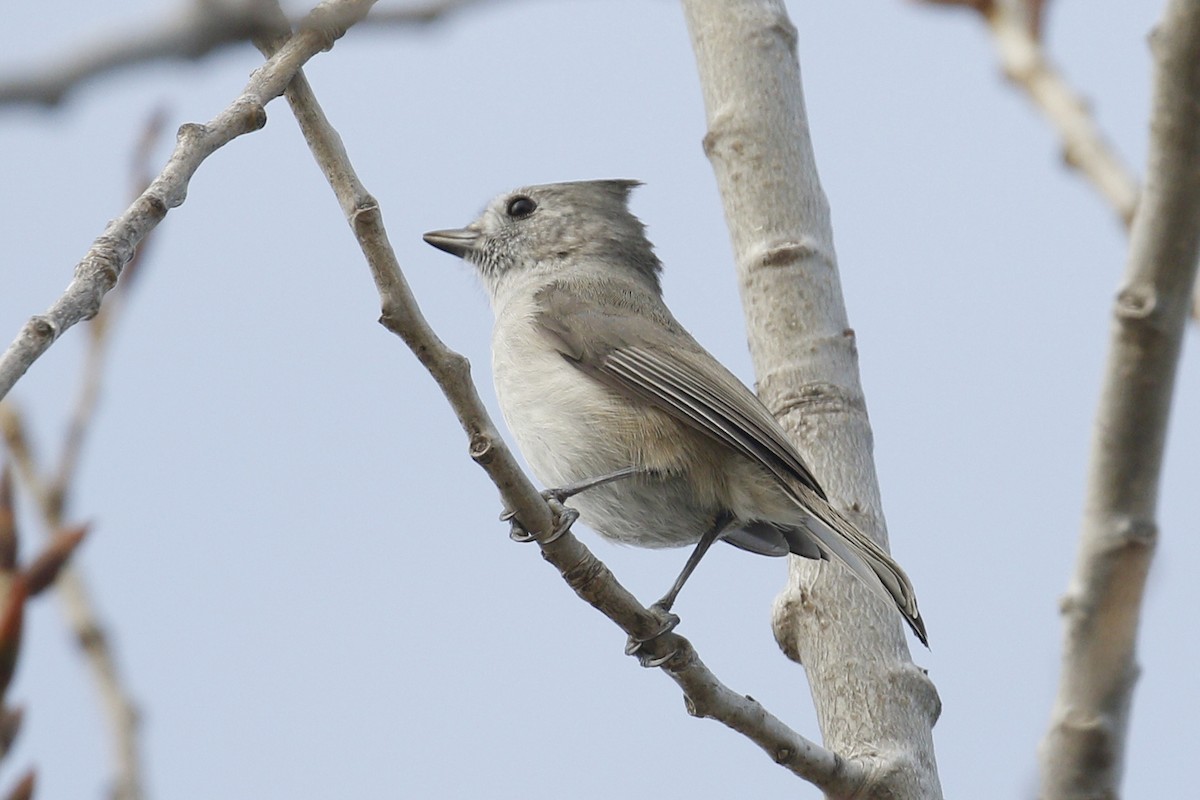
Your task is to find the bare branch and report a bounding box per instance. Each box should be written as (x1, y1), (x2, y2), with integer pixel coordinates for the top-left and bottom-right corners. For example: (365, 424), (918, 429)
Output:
(1038, 1), (1200, 796)
(683, 0), (942, 796)
(984, 2), (1139, 225)
(251, 23), (868, 796)
(0, 109), (164, 799)
(0, 1), (278, 108)
(0, 0), (379, 404)
(52, 107), (168, 510)
(0, 0), (488, 109)
(2, 401), (146, 800)
(0, 8), (386, 785)
(915, 0), (1140, 227)
(0, 411), (44, 508)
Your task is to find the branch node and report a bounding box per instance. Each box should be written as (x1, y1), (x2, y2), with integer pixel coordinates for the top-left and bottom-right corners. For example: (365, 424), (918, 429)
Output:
(28, 316), (57, 342)
(1113, 516), (1157, 550)
(468, 432), (494, 464)
(699, 110), (737, 158)
(140, 193), (169, 221)
(556, 549), (606, 594)
(1114, 285), (1157, 320)
(757, 239), (819, 268)
(301, 5), (351, 52)
(238, 100), (269, 132)
(769, 18), (799, 56)
(175, 122), (207, 146)
(351, 198), (381, 229)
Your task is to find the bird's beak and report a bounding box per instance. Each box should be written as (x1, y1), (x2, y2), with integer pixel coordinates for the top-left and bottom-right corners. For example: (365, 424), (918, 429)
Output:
(422, 227), (481, 259)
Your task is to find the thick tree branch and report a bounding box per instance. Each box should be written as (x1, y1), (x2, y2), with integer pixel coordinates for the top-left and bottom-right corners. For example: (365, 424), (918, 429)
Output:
(0, 0), (378, 403)
(0, 0), (487, 109)
(1038, 1), (1200, 797)
(683, 1), (942, 797)
(251, 23), (868, 796)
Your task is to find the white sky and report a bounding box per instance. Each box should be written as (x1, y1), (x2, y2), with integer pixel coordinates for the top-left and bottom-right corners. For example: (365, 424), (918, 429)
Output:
(1, 1), (1196, 798)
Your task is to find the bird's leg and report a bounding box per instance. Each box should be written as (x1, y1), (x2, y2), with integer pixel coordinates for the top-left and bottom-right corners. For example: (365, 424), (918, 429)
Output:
(502, 467), (648, 544)
(625, 511), (734, 666)
(541, 466), (645, 504)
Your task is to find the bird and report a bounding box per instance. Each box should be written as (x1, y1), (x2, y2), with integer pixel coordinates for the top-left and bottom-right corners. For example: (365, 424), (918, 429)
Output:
(423, 179), (926, 647)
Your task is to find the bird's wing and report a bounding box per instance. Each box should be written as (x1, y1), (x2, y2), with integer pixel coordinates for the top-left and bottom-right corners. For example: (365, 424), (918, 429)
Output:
(532, 281), (826, 498)
(534, 280), (927, 646)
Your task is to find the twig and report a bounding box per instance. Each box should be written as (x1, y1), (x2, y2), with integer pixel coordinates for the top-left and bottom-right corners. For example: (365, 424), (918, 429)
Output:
(985, 2), (1139, 225)
(0, 0), (379, 403)
(916, 0), (1140, 227)
(0, 2), (379, 793)
(0, 0), (488, 109)
(0, 407), (143, 800)
(251, 19), (869, 796)
(54, 107), (168, 511)
(0, 466), (87, 781)
(1038, 0), (1200, 796)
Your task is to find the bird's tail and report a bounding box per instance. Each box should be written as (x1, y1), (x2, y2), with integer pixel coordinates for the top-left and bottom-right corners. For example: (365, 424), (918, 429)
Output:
(784, 487), (928, 647)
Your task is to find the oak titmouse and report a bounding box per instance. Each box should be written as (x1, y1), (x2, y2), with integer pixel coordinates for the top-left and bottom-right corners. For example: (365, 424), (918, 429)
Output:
(424, 179), (926, 646)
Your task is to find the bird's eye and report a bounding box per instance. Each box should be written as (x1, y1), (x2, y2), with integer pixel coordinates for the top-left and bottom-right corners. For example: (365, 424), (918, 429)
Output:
(505, 196), (537, 219)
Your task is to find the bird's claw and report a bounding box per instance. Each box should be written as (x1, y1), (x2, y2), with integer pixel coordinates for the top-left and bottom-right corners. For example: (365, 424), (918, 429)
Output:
(502, 496), (578, 544)
(624, 603), (681, 666)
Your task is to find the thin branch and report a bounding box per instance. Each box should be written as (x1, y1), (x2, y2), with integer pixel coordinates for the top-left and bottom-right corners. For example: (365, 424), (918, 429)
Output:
(985, 2), (1139, 225)
(0, 3), (379, 793)
(53, 107), (168, 510)
(916, 0), (1140, 227)
(1038, 0), (1200, 796)
(251, 21), (868, 796)
(0, 0), (488, 109)
(0, 405), (144, 800)
(0, 0), (379, 403)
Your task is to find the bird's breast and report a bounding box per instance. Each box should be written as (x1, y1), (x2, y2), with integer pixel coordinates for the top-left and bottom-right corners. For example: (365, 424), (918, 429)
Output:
(491, 307), (642, 485)
(489, 302), (729, 547)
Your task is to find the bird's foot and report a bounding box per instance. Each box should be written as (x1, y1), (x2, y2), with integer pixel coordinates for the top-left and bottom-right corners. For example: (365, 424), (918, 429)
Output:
(502, 470), (642, 542)
(624, 602), (681, 667)
(501, 495), (579, 544)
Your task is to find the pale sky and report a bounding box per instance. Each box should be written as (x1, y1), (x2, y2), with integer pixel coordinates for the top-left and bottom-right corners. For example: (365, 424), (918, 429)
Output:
(1, 1), (1195, 798)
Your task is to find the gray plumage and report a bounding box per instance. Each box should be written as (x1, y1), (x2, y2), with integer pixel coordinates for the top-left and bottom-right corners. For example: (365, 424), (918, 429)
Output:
(424, 179), (927, 646)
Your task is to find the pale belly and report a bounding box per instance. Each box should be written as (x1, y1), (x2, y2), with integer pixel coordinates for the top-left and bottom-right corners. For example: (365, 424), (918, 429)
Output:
(491, 312), (721, 549)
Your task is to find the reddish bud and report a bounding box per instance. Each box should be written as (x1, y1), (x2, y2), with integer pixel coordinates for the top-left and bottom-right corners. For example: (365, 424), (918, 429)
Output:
(24, 525), (88, 597)
(3, 769), (34, 800)
(0, 706), (23, 760)
(0, 467), (15, 571)
(0, 579), (27, 699)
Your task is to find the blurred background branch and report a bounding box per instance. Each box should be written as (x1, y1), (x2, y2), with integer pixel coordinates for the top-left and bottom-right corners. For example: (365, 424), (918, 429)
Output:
(0, 0), (488, 109)
(915, 0), (1140, 227)
(1038, 0), (1200, 793)
(0, 108), (168, 800)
